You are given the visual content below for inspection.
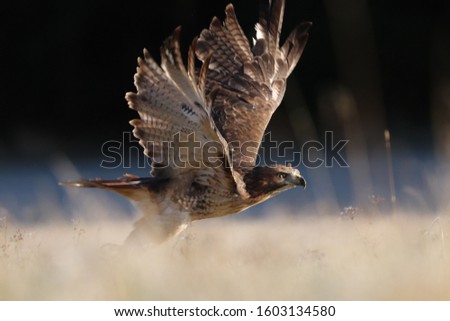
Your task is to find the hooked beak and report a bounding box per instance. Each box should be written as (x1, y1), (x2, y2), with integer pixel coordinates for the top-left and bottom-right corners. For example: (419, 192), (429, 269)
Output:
(287, 173), (307, 189)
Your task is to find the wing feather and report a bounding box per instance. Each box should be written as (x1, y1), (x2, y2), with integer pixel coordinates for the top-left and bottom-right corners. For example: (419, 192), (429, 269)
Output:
(196, 0), (311, 173)
(125, 28), (249, 196)
(125, 0), (309, 196)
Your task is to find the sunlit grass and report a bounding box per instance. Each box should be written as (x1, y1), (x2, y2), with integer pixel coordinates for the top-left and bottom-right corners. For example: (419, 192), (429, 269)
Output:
(1, 207), (449, 300)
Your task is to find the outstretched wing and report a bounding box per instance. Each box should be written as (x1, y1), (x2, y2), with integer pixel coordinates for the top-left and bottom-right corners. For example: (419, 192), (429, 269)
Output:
(125, 27), (247, 196)
(196, 0), (311, 174)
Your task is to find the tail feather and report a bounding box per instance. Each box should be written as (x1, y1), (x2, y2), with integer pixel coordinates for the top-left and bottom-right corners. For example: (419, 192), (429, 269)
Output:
(60, 175), (167, 201)
(62, 175), (183, 245)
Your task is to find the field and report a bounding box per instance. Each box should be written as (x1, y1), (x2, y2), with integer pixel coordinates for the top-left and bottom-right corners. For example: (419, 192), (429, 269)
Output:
(1, 205), (449, 300)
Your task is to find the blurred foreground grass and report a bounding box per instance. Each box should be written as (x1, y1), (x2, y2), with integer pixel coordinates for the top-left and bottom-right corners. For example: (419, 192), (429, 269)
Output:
(1, 210), (449, 300)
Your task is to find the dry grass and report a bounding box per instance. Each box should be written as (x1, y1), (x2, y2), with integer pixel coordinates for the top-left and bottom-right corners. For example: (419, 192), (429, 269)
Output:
(1, 208), (449, 300)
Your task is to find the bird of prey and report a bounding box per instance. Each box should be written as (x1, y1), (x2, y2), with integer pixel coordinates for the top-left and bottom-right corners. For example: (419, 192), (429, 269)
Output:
(64, 0), (310, 245)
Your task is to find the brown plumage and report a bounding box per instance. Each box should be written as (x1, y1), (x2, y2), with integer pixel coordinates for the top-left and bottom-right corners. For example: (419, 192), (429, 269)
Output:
(63, 0), (310, 245)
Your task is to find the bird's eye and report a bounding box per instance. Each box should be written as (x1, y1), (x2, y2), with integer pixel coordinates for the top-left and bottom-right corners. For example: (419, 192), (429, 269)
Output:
(278, 173), (287, 179)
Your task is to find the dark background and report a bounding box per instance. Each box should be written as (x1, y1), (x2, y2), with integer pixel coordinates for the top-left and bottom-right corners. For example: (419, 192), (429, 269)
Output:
(1, 0), (449, 218)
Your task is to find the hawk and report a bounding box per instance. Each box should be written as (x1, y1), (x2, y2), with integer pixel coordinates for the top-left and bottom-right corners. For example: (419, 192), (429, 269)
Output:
(64, 0), (310, 244)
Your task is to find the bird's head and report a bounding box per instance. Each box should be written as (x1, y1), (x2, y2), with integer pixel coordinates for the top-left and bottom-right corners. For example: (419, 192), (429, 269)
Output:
(244, 164), (306, 199)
